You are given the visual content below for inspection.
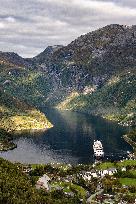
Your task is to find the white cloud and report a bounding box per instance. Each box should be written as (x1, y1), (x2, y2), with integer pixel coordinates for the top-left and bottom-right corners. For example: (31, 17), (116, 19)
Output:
(5, 16), (16, 23)
(0, 22), (5, 28)
(0, 0), (135, 57)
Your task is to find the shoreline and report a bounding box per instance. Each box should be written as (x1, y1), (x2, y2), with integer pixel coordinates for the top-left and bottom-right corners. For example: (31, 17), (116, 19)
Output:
(123, 135), (136, 148)
(123, 134), (136, 159)
(56, 106), (134, 128)
(0, 124), (53, 152)
(8, 124), (53, 134)
(0, 141), (17, 151)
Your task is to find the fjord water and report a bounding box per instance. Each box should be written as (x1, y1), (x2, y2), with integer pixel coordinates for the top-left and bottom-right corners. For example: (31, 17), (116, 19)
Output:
(0, 109), (132, 164)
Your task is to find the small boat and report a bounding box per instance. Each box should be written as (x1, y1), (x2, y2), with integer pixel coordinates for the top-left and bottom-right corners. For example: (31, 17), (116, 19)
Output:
(93, 140), (104, 158)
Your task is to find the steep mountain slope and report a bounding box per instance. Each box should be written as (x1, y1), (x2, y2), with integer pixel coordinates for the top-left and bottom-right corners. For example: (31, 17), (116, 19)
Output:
(57, 71), (136, 126)
(0, 50), (50, 106)
(51, 25), (136, 72)
(0, 51), (31, 70)
(0, 52), (53, 149)
(32, 24), (136, 88)
(27, 24), (136, 107)
(28, 45), (63, 65)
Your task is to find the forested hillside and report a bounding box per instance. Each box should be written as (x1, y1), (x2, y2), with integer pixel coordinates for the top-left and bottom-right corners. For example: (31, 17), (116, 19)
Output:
(0, 88), (53, 132)
(0, 24), (135, 126)
(0, 158), (80, 204)
(57, 70), (136, 126)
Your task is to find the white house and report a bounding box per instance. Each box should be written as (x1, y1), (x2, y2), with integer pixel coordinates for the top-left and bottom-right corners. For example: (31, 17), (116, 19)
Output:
(82, 170), (98, 180)
(36, 174), (51, 191)
(121, 167), (126, 171)
(99, 168), (117, 177)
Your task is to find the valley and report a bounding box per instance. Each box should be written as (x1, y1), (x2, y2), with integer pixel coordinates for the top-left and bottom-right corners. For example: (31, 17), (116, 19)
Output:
(0, 23), (136, 204)
(0, 24), (135, 154)
(0, 24), (135, 127)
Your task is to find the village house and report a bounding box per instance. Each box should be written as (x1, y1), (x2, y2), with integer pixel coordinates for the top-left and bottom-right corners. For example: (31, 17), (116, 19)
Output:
(22, 165), (32, 173)
(121, 167), (126, 171)
(80, 170), (98, 181)
(98, 168), (117, 177)
(36, 174), (51, 191)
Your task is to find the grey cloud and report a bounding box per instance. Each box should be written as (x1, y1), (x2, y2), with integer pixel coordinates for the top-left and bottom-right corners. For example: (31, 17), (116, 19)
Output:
(0, 0), (136, 57)
(99, 0), (136, 8)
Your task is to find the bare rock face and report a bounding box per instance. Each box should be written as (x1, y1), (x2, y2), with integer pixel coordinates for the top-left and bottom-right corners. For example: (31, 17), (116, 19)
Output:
(0, 51), (31, 68)
(0, 24), (135, 108)
(29, 24), (136, 97)
(27, 45), (64, 66)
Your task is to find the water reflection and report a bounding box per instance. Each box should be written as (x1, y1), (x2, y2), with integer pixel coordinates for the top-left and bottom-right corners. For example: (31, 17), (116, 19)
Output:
(0, 109), (132, 164)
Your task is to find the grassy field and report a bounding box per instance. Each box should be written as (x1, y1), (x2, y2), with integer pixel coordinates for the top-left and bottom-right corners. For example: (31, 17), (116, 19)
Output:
(97, 160), (136, 170)
(96, 162), (115, 170)
(51, 181), (87, 198)
(117, 160), (136, 167)
(119, 178), (136, 186)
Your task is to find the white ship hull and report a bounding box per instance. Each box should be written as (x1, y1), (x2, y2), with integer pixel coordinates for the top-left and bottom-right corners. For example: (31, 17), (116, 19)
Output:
(93, 140), (104, 158)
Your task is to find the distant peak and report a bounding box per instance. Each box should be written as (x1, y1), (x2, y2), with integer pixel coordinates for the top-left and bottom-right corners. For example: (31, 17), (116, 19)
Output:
(50, 45), (63, 49)
(106, 24), (123, 27)
(103, 24), (132, 30)
(44, 45), (63, 51)
(0, 51), (21, 57)
(38, 45), (63, 55)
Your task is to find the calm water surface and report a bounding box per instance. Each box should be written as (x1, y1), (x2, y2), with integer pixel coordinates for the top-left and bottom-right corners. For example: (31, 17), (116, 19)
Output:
(0, 108), (132, 164)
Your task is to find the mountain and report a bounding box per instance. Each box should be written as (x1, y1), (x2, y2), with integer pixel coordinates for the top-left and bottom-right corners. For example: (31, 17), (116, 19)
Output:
(0, 24), (135, 126)
(28, 24), (136, 105)
(31, 24), (136, 88)
(0, 51), (31, 70)
(27, 45), (63, 66)
(57, 71), (136, 126)
(0, 52), (53, 149)
(31, 24), (135, 125)
(52, 24), (136, 71)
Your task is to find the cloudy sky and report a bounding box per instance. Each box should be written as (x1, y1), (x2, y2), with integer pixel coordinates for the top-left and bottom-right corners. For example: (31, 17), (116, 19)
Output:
(0, 0), (136, 57)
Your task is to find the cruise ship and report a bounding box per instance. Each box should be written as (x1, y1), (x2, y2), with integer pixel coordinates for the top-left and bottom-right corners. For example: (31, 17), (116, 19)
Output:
(93, 140), (104, 158)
